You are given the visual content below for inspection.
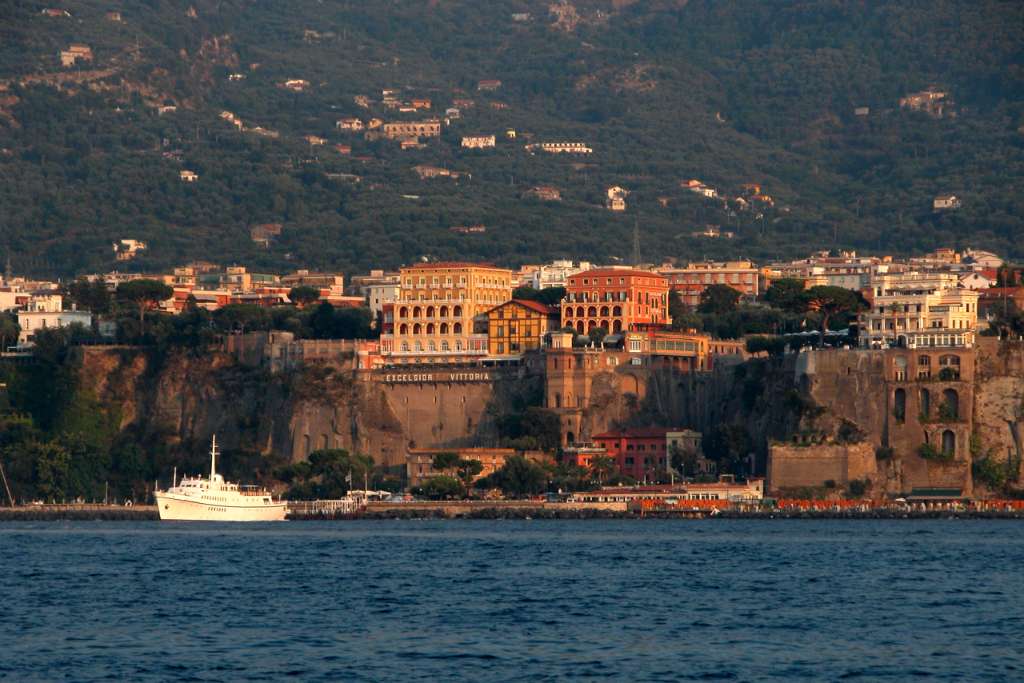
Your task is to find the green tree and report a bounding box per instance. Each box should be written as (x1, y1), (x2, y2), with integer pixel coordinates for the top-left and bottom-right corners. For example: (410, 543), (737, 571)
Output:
(116, 279), (172, 334)
(488, 455), (548, 498)
(289, 285), (321, 309)
(415, 475), (464, 500)
(589, 454), (617, 485)
(803, 285), (861, 343)
(431, 451), (460, 471)
(64, 278), (112, 315)
(457, 458), (484, 491)
(698, 284), (740, 314)
(763, 278), (807, 313)
(0, 313), (19, 351)
(589, 326), (609, 345)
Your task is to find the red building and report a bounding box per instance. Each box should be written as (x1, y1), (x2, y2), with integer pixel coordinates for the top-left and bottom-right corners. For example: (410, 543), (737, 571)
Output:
(561, 268), (670, 335)
(592, 427), (675, 482)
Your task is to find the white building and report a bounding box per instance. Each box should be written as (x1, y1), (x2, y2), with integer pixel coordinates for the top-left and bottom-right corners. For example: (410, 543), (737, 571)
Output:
(17, 299), (93, 347)
(527, 260), (596, 290)
(859, 271), (979, 349)
(959, 272), (994, 291)
(461, 135), (496, 149)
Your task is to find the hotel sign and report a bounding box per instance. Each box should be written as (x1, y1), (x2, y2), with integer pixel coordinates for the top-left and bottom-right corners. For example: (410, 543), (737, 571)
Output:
(379, 371), (495, 384)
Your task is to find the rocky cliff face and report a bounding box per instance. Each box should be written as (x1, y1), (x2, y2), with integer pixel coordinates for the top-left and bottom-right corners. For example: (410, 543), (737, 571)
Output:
(974, 339), (1024, 482)
(73, 347), (539, 472)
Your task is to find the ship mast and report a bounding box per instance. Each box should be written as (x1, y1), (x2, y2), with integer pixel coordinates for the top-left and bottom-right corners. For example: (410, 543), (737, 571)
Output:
(210, 434), (218, 480)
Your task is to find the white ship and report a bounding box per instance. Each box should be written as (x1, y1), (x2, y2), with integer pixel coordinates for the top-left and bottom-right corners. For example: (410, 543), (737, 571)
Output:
(155, 436), (287, 522)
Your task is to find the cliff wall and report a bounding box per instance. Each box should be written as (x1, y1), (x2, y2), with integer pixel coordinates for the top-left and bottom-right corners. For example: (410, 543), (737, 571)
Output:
(73, 347), (533, 471)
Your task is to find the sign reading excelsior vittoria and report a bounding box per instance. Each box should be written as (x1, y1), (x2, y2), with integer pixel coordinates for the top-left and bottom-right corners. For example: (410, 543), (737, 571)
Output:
(379, 371), (495, 384)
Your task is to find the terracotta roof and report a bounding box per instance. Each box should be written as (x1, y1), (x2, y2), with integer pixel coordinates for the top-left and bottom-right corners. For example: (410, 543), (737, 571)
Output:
(404, 261), (503, 270)
(571, 268), (668, 281)
(592, 427), (675, 439)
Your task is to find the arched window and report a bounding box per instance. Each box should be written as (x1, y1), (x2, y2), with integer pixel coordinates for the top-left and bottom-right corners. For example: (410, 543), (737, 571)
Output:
(576, 321), (584, 334)
(564, 307), (573, 318)
(600, 319), (609, 331)
(426, 323), (435, 334)
(600, 306), (609, 317)
(426, 306), (435, 318)
(613, 305), (622, 317)
(587, 320), (597, 331)
(428, 341), (436, 351)
(455, 340), (463, 351)
(413, 323), (422, 335)
(566, 432), (575, 444)
(576, 306), (584, 318)
(440, 322), (449, 334)
(453, 322), (463, 334)
(894, 388), (906, 423)
(399, 306), (408, 318)
(613, 320), (622, 333)
(401, 342), (409, 352)
(942, 430), (956, 457)
(919, 389), (931, 418)
(440, 305), (448, 318)
(554, 392), (562, 408)
(441, 341), (449, 351)
(415, 341), (422, 351)
(453, 305), (463, 317)
(938, 354), (961, 380)
(413, 306), (422, 318)
(587, 306), (597, 317)
(399, 323), (408, 335)
(942, 389), (959, 420)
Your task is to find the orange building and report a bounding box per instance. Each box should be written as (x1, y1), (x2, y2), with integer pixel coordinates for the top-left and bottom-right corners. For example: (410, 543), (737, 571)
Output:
(592, 427), (676, 482)
(486, 299), (559, 356)
(659, 261), (761, 308)
(382, 262), (513, 364)
(561, 268), (670, 335)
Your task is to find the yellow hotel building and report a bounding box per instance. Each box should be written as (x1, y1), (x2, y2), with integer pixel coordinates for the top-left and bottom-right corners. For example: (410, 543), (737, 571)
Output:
(486, 299), (559, 356)
(381, 262), (513, 365)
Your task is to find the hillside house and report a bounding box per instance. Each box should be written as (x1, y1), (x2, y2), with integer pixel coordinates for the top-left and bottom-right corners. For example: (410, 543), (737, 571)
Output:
(219, 111), (243, 130)
(336, 118), (364, 131)
(334, 144), (351, 155)
(490, 101), (510, 110)
(409, 98), (431, 110)
(383, 120), (441, 140)
(606, 186), (628, 211)
(506, 129), (516, 139)
(106, 10), (122, 21)
(461, 135), (495, 149)
(157, 105), (177, 115)
(477, 79), (502, 91)
(524, 186), (561, 201)
(452, 98), (475, 108)
(228, 73), (245, 81)
(683, 179), (717, 198)
(180, 170), (198, 182)
(511, 13), (531, 21)
(413, 165), (465, 180)
(400, 140), (423, 150)
(304, 135), (326, 146)
(280, 79), (310, 92)
(854, 106), (870, 116)
(41, 8), (71, 17)
(690, 227), (734, 239)
(900, 89), (948, 117)
(528, 142), (592, 154)
(113, 239), (147, 261)
(450, 225), (486, 234)
(367, 118), (383, 130)
(445, 107), (461, 120)
(353, 95), (371, 108)
(59, 44), (93, 67)
(250, 223), (283, 247)
(934, 194), (961, 211)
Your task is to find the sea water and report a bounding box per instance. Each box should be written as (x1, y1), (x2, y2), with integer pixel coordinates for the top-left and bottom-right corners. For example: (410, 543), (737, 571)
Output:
(1, 520), (1021, 681)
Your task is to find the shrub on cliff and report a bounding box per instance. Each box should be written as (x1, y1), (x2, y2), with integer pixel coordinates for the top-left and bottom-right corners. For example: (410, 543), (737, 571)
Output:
(917, 443), (953, 463)
(972, 457), (1008, 491)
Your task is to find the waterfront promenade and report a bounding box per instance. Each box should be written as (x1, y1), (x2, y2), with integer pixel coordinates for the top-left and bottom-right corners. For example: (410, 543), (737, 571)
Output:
(4, 500), (1024, 521)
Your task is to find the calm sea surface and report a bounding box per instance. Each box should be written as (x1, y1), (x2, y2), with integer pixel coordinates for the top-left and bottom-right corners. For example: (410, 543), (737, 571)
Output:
(1, 520), (1022, 682)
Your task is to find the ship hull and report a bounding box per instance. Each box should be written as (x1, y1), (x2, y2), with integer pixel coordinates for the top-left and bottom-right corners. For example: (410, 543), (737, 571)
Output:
(156, 493), (287, 522)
